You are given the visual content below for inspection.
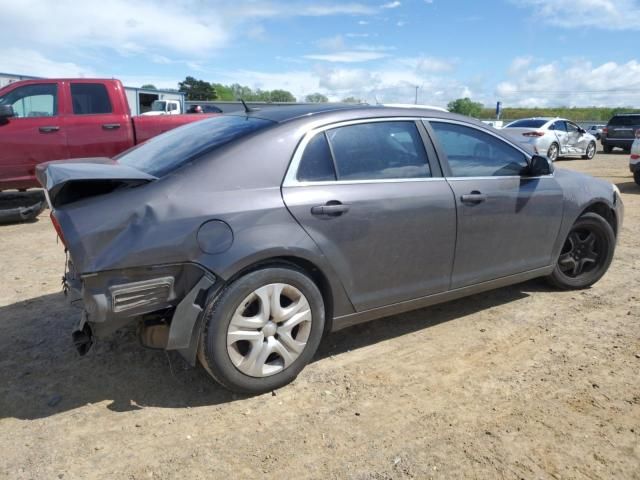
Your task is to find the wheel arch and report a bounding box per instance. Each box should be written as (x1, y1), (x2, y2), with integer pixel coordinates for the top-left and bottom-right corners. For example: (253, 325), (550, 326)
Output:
(223, 255), (339, 334)
(579, 200), (618, 236)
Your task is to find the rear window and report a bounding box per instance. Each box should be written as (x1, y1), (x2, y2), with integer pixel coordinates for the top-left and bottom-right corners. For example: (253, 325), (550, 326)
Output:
(117, 115), (273, 177)
(608, 115), (640, 126)
(505, 119), (548, 128)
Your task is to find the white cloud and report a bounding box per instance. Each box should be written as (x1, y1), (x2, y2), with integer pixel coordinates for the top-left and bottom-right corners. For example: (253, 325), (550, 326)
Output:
(358, 20), (370, 25)
(397, 56), (456, 73)
(304, 51), (389, 62)
(514, 0), (640, 30)
(508, 56), (533, 74)
(496, 58), (640, 106)
(381, 1), (401, 8)
(0, 48), (96, 78)
(346, 33), (370, 38)
(396, 21), (407, 27)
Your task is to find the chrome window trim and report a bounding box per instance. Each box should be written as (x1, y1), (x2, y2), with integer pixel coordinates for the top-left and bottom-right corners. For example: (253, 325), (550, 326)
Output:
(283, 117), (432, 187)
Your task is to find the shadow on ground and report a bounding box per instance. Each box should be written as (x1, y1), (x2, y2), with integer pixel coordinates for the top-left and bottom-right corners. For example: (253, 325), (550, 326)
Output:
(0, 280), (548, 420)
(616, 181), (640, 195)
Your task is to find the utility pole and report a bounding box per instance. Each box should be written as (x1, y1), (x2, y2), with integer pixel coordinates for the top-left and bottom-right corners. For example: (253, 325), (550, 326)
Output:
(414, 85), (419, 104)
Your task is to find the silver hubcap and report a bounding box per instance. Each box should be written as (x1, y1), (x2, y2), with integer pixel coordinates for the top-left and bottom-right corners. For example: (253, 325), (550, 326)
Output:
(587, 143), (595, 157)
(548, 144), (558, 161)
(227, 283), (312, 378)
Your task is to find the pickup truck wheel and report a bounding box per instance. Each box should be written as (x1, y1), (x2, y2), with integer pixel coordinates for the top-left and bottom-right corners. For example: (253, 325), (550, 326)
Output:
(603, 144), (613, 154)
(634, 169), (640, 186)
(582, 141), (596, 160)
(197, 267), (325, 394)
(546, 212), (615, 290)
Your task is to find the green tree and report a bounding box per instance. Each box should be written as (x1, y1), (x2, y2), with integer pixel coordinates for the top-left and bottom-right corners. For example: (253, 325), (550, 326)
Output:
(178, 76), (217, 101)
(270, 89), (296, 102)
(212, 83), (235, 101)
(342, 96), (362, 104)
(447, 97), (484, 117)
(140, 84), (157, 90)
(305, 93), (329, 103)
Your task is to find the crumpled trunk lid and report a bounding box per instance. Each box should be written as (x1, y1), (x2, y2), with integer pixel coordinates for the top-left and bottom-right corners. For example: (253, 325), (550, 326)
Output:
(36, 158), (156, 208)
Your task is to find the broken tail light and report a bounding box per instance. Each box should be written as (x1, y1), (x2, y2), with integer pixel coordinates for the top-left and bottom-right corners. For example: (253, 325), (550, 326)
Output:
(50, 211), (67, 248)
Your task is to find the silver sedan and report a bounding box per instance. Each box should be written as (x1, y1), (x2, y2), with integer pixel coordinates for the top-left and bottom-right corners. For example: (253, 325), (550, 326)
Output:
(503, 117), (598, 161)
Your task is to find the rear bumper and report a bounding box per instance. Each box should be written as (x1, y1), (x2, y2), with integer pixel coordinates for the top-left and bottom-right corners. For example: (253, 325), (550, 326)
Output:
(66, 262), (218, 363)
(602, 138), (634, 149)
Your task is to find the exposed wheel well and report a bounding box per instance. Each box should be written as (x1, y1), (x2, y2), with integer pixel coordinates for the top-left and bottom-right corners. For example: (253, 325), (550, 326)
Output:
(226, 256), (335, 333)
(581, 202), (617, 235)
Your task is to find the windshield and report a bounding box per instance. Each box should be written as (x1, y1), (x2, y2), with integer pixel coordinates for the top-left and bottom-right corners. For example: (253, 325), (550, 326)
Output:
(151, 101), (167, 111)
(505, 119), (548, 128)
(117, 115), (274, 177)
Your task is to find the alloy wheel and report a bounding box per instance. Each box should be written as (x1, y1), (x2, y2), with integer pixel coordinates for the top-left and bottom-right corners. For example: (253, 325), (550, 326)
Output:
(547, 143), (559, 162)
(585, 142), (596, 159)
(227, 283), (312, 378)
(558, 229), (602, 277)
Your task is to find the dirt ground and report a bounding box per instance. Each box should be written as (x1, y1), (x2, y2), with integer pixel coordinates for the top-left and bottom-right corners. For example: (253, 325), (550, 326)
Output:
(1, 148), (639, 480)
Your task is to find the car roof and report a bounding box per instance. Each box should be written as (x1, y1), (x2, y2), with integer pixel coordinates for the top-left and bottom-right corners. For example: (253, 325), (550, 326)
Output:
(226, 104), (457, 124)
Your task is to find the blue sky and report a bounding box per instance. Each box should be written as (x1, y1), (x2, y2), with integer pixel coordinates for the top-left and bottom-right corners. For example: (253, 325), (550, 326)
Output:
(2, 0), (640, 107)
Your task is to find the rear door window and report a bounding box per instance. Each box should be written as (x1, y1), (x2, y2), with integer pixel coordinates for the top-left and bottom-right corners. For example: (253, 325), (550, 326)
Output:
(297, 132), (336, 182)
(551, 121), (567, 132)
(71, 83), (112, 114)
(325, 121), (431, 180)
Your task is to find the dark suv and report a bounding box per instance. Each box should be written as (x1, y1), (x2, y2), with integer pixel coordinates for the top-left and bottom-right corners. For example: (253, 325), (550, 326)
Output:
(602, 114), (640, 153)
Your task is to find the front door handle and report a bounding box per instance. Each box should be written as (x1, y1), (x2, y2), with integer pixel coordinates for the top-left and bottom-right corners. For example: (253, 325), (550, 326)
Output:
(311, 201), (349, 217)
(461, 191), (487, 204)
(39, 126), (60, 133)
(102, 123), (121, 130)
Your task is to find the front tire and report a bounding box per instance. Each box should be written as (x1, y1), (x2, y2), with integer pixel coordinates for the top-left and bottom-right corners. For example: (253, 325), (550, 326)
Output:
(198, 267), (325, 394)
(582, 141), (596, 160)
(547, 213), (615, 290)
(547, 142), (559, 162)
(634, 169), (640, 186)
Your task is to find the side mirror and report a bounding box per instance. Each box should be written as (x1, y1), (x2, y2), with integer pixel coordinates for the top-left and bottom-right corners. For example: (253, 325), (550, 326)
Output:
(528, 154), (554, 176)
(0, 105), (15, 120)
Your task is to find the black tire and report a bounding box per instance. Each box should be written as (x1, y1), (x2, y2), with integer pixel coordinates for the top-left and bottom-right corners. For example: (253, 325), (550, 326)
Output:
(546, 212), (615, 290)
(582, 141), (596, 160)
(547, 142), (559, 162)
(198, 267), (325, 394)
(634, 169), (640, 186)
(603, 144), (613, 154)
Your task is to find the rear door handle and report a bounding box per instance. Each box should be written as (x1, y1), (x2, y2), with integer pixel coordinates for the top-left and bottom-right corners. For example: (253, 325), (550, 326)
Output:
(38, 126), (60, 133)
(311, 202), (349, 217)
(102, 123), (121, 130)
(461, 192), (487, 204)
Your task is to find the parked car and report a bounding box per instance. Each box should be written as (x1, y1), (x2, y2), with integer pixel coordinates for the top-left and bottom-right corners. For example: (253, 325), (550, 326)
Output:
(142, 99), (182, 115)
(187, 104), (224, 114)
(503, 117), (597, 161)
(587, 124), (605, 140)
(0, 78), (219, 191)
(37, 105), (623, 393)
(602, 114), (640, 153)
(630, 130), (640, 185)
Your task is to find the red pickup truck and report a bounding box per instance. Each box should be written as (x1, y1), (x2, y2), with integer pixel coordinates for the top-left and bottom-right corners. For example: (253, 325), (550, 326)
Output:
(0, 78), (215, 191)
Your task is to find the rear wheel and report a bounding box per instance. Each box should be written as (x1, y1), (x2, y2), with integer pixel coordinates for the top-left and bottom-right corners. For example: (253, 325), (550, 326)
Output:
(603, 144), (613, 154)
(547, 212), (615, 290)
(634, 169), (640, 186)
(582, 141), (596, 160)
(198, 267), (325, 394)
(547, 143), (559, 162)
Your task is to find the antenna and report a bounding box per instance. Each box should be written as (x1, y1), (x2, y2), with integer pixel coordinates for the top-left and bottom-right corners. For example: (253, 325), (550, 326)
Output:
(239, 98), (259, 113)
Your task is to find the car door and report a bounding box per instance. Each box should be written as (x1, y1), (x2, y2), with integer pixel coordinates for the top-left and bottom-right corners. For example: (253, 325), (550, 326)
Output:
(566, 121), (586, 154)
(0, 82), (69, 189)
(549, 120), (569, 154)
(65, 81), (132, 159)
(282, 119), (457, 312)
(425, 120), (564, 289)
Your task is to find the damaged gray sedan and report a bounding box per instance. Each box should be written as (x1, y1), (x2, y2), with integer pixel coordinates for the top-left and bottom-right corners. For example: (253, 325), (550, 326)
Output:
(37, 105), (623, 393)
